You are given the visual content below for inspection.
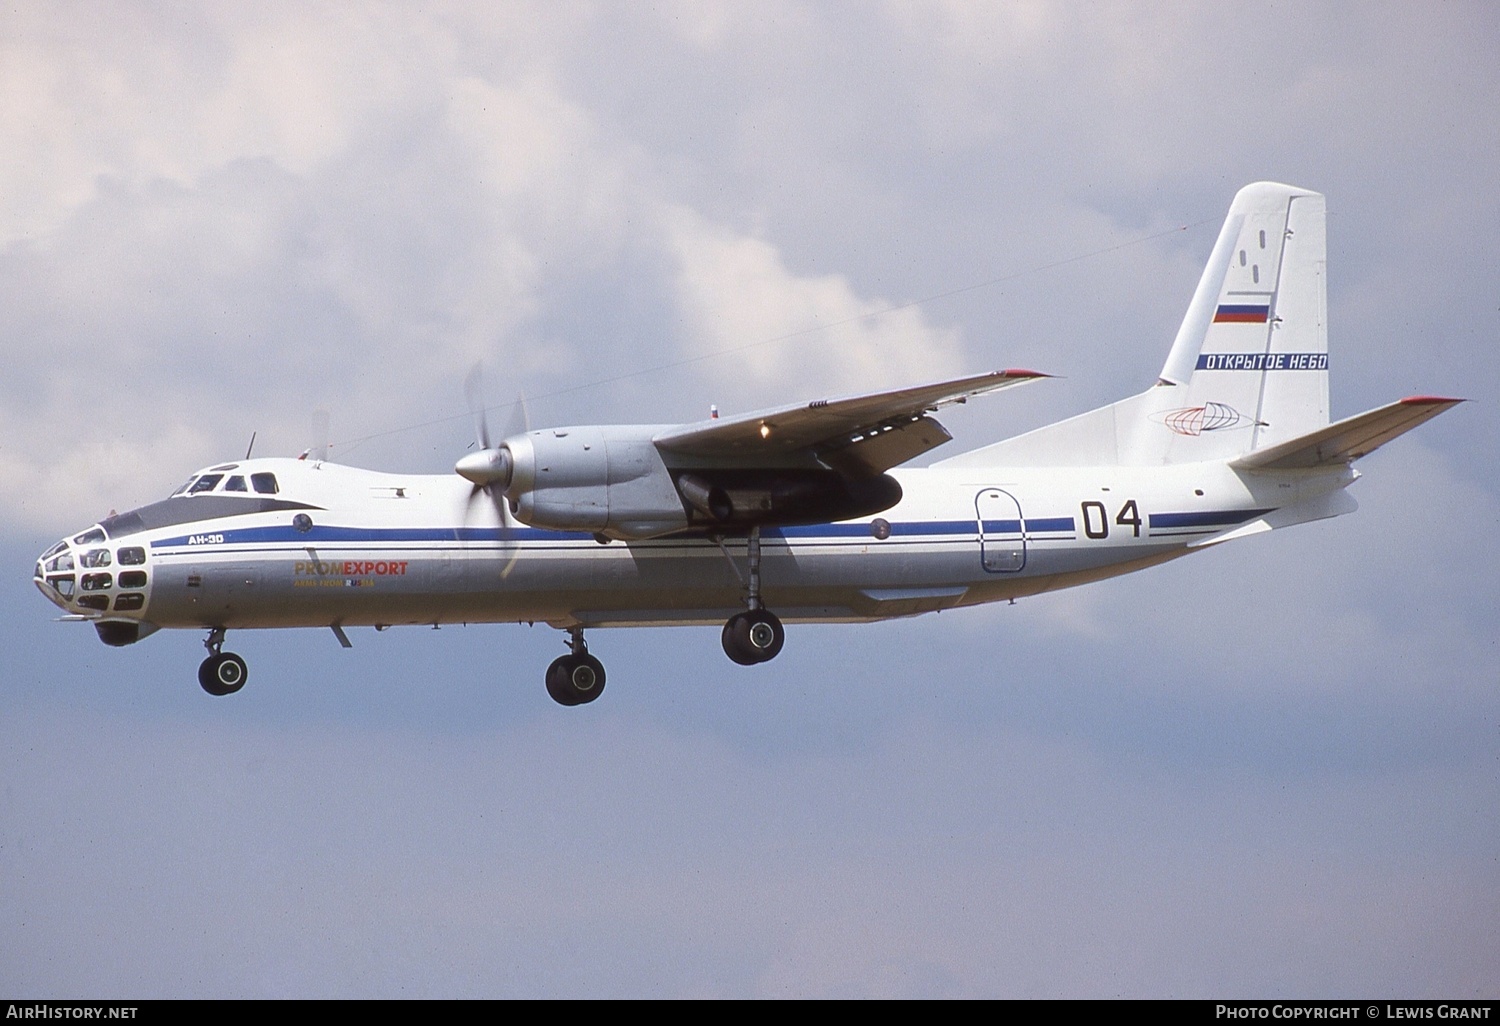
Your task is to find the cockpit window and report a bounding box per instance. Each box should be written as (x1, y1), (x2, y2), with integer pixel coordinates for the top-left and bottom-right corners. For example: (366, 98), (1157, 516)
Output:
(171, 478), (196, 497)
(41, 541), (67, 562)
(251, 473), (279, 494)
(98, 492), (323, 539)
(80, 548), (112, 568)
(224, 475), (247, 492)
(117, 547), (146, 565)
(187, 474), (223, 494)
(73, 527), (106, 545)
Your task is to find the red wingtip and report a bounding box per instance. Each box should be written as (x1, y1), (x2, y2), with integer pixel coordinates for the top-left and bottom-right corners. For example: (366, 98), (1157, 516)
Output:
(1001, 368), (1051, 378)
(1400, 395), (1466, 405)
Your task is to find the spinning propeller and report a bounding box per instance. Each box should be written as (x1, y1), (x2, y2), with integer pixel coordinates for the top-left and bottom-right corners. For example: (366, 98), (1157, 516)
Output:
(456, 364), (528, 526)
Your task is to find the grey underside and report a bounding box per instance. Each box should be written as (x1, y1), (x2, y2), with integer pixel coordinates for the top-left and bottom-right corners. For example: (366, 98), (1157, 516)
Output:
(140, 535), (1187, 632)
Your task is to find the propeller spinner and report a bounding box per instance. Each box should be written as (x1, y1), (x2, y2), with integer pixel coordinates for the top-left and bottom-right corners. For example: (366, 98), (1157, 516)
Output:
(455, 446), (512, 488)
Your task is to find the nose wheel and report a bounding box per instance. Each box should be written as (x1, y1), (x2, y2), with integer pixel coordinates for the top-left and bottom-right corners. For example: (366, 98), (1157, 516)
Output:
(719, 526), (786, 665)
(198, 628), (248, 696)
(546, 627), (606, 706)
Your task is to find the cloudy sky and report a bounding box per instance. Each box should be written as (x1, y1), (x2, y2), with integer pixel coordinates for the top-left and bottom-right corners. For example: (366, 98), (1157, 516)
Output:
(2, 1), (1497, 998)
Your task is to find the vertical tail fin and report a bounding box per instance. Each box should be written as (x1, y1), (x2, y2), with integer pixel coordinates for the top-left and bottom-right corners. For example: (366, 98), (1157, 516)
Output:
(1147, 181), (1329, 461)
(939, 182), (1331, 468)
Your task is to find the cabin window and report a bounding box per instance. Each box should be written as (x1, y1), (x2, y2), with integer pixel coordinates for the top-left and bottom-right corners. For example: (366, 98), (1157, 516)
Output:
(251, 473), (279, 494)
(225, 475), (247, 492)
(188, 474), (223, 494)
(117, 547), (146, 566)
(119, 571), (148, 588)
(80, 572), (112, 591)
(114, 593), (146, 612)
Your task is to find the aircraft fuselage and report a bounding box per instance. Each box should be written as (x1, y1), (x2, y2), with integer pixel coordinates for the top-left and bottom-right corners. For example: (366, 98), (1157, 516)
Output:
(36, 454), (1354, 639)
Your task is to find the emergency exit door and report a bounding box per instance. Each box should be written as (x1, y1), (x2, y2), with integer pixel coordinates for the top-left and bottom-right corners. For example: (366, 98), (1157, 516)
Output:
(976, 488), (1025, 573)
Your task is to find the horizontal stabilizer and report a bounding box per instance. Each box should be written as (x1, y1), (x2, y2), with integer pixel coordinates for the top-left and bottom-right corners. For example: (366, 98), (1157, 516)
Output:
(1230, 396), (1464, 470)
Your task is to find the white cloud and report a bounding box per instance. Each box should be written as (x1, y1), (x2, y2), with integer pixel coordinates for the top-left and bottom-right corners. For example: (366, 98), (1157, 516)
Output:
(660, 203), (966, 407)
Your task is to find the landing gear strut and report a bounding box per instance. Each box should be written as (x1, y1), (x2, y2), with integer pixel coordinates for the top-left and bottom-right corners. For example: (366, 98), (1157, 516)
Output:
(198, 628), (248, 696)
(546, 626), (606, 706)
(721, 526), (785, 665)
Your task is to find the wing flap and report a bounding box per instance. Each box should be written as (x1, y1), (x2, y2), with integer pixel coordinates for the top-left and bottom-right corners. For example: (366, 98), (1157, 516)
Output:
(653, 369), (1046, 471)
(817, 413), (952, 475)
(1231, 396), (1464, 470)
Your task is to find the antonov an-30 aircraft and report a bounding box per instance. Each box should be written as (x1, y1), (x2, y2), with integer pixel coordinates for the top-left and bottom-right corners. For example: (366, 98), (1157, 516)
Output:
(35, 183), (1460, 705)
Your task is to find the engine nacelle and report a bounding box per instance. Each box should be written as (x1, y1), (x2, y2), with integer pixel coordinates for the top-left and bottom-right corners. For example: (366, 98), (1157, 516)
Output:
(504, 426), (691, 539)
(674, 468), (901, 528)
(498, 424), (905, 539)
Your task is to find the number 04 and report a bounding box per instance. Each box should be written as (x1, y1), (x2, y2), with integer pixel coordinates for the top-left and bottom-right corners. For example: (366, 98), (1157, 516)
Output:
(1080, 499), (1142, 540)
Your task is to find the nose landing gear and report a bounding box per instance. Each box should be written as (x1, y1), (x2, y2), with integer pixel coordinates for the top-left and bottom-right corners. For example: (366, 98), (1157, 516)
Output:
(198, 628), (247, 696)
(546, 626), (606, 706)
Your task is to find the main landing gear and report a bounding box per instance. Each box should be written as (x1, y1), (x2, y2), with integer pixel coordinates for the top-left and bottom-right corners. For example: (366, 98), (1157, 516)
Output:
(198, 627), (247, 696)
(723, 608), (785, 665)
(546, 626), (606, 706)
(720, 526), (786, 666)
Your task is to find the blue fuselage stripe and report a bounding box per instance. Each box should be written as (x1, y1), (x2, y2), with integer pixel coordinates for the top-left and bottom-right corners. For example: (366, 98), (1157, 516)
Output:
(153, 509), (1264, 549)
(1148, 508), (1272, 529)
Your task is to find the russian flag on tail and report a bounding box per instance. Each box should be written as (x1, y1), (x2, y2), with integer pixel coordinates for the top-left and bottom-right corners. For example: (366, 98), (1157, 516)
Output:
(1214, 303), (1270, 323)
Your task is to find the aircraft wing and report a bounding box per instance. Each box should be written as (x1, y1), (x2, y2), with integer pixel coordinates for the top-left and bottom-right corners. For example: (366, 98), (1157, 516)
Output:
(653, 369), (1047, 474)
(1230, 396), (1464, 471)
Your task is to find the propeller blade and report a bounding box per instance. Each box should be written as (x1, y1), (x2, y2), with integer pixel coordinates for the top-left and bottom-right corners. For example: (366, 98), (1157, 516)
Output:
(464, 363), (491, 451)
(461, 481), (487, 527)
(503, 391), (530, 441)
